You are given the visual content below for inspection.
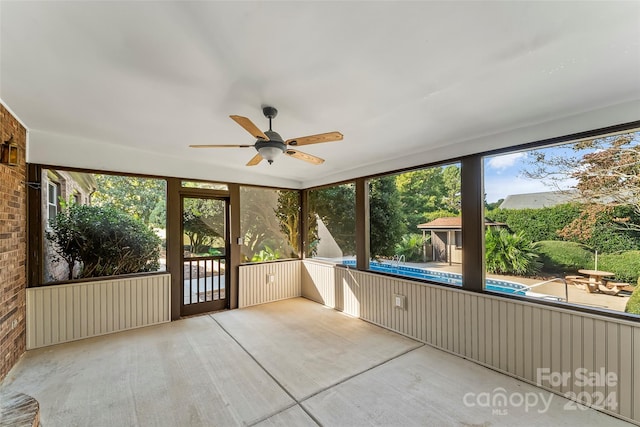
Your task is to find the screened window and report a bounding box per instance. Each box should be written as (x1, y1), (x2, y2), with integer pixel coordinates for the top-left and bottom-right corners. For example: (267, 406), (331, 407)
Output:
(307, 183), (356, 263)
(182, 181), (228, 191)
(239, 186), (299, 262)
(42, 169), (166, 283)
(367, 163), (462, 285)
(483, 130), (639, 313)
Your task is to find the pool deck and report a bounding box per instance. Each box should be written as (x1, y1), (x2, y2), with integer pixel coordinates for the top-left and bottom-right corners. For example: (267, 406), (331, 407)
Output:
(401, 261), (630, 313)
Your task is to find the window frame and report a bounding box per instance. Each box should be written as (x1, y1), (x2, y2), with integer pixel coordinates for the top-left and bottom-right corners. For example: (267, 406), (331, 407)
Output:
(305, 121), (640, 321)
(46, 181), (59, 227)
(30, 165), (171, 287)
(304, 181), (357, 264)
(26, 120), (640, 321)
(238, 185), (301, 264)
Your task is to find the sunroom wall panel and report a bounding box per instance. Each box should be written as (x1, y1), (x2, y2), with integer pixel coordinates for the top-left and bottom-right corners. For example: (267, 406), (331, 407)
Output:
(301, 260), (639, 424)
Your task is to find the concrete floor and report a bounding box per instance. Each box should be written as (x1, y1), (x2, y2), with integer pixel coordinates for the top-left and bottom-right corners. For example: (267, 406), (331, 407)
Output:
(1, 298), (632, 426)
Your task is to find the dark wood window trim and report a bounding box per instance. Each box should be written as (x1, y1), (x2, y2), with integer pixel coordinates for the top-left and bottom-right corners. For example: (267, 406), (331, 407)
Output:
(355, 178), (370, 271)
(26, 120), (640, 322)
(27, 164), (42, 287)
(461, 155), (484, 292)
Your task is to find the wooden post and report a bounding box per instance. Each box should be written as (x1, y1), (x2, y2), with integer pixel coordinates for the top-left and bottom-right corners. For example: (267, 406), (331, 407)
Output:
(461, 155), (485, 291)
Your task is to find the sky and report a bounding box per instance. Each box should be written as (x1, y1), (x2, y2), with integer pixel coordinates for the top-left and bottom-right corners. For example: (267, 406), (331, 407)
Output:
(483, 129), (640, 203)
(483, 150), (576, 204)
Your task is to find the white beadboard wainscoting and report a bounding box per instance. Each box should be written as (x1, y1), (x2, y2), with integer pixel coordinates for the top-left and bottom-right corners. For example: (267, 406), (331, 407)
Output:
(238, 260), (301, 308)
(26, 273), (171, 349)
(301, 260), (640, 424)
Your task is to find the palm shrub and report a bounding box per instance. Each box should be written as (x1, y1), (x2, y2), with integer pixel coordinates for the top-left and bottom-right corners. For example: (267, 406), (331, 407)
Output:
(47, 204), (161, 280)
(395, 233), (425, 262)
(485, 228), (542, 276)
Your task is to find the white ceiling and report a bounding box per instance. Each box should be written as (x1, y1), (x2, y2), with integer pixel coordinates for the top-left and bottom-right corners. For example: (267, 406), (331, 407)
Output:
(1, 1), (639, 189)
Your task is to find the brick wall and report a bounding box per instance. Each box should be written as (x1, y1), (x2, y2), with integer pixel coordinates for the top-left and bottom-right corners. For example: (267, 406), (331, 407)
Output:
(0, 103), (27, 381)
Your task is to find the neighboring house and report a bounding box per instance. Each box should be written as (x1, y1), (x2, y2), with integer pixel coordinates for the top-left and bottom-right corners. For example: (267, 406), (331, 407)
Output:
(498, 190), (578, 209)
(42, 169), (97, 281)
(417, 217), (505, 264)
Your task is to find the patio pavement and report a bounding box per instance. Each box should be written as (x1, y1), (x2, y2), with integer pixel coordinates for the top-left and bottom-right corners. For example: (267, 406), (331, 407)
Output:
(403, 261), (630, 312)
(1, 298), (632, 426)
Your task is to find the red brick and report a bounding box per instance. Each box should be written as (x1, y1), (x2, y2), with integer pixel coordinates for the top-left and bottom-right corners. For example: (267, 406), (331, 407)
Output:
(0, 103), (27, 381)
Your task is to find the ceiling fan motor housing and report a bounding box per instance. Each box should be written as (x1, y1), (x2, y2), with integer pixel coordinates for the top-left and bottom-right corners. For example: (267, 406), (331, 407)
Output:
(255, 139), (286, 152)
(256, 130), (286, 164)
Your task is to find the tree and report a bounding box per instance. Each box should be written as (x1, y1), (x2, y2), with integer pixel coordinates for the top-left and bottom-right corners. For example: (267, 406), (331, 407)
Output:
(524, 133), (640, 232)
(275, 190), (300, 255)
(395, 165), (461, 231)
(574, 134), (640, 219)
(441, 165), (461, 213)
(239, 188), (298, 261)
(369, 176), (403, 257)
(183, 198), (225, 254)
(397, 168), (445, 230)
(308, 184), (357, 255)
(45, 203), (83, 280)
(93, 175), (166, 227)
(485, 198), (504, 211)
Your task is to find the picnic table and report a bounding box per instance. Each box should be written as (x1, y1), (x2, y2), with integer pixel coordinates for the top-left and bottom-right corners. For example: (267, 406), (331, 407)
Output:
(578, 269), (615, 284)
(573, 269), (624, 295)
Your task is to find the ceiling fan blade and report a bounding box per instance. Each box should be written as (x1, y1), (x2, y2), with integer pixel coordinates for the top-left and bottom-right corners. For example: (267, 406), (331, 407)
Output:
(189, 144), (254, 148)
(246, 153), (263, 166)
(285, 149), (324, 165)
(285, 131), (343, 147)
(230, 115), (269, 140)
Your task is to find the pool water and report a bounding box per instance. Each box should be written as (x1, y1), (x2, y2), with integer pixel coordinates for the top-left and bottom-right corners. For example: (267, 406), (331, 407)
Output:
(342, 260), (528, 296)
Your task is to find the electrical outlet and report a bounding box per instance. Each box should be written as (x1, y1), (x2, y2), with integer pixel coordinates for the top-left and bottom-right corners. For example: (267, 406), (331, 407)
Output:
(394, 294), (406, 310)
(267, 274), (275, 284)
(11, 319), (18, 329)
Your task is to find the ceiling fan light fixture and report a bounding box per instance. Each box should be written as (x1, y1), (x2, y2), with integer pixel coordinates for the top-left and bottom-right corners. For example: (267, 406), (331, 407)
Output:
(257, 145), (284, 164)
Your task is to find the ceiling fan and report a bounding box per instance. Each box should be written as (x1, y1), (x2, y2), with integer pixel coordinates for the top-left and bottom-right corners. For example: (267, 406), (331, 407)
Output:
(189, 106), (343, 166)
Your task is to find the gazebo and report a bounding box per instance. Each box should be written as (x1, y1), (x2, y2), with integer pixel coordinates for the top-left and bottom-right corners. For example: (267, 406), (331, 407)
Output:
(417, 217), (505, 264)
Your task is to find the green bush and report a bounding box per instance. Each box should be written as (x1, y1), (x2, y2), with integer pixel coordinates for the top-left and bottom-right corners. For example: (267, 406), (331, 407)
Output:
(488, 204), (581, 242)
(594, 205), (640, 253)
(536, 240), (593, 274)
(485, 228), (541, 276)
(251, 245), (280, 262)
(489, 203), (640, 253)
(598, 251), (640, 284)
(625, 284), (640, 315)
(47, 204), (161, 280)
(587, 221), (640, 253)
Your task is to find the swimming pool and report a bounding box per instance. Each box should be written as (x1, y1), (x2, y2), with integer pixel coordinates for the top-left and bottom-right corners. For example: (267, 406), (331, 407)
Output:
(341, 260), (529, 296)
